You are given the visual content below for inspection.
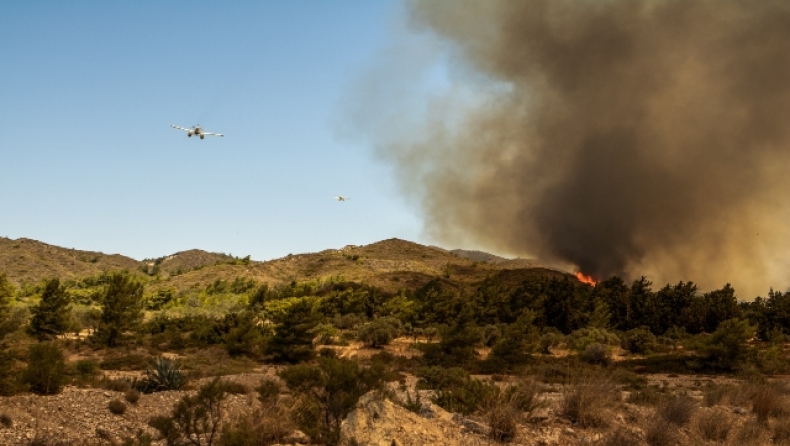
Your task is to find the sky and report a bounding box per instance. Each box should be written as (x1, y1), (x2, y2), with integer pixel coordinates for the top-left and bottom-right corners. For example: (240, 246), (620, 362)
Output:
(0, 1), (439, 261)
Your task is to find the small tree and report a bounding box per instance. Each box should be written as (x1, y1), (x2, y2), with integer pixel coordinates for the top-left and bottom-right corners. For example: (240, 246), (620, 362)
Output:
(700, 318), (754, 371)
(279, 357), (384, 445)
(28, 279), (71, 341)
(23, 342), (66, 395)
(488, 310), (540, 368)
(266, 299), (318, 363)
(95, 272), (144, 347)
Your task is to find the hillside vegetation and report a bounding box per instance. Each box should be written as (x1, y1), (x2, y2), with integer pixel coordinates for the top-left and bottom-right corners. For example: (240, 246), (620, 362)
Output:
(3, 237), (790, 445)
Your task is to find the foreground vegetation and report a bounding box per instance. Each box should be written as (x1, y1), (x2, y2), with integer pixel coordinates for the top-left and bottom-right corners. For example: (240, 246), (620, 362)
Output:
(2, 246), (790, 444)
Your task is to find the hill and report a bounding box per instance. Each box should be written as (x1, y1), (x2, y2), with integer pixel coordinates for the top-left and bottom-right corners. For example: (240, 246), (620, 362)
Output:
(0, 236), (573, 293)
(0, 237), (142, 286)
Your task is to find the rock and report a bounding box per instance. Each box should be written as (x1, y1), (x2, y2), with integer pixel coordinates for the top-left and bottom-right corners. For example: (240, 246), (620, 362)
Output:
(451, 413), (487, 434)
(733, 407), (747, 414)
(284, 430), (309, 444)
(563, 428), (575, 435)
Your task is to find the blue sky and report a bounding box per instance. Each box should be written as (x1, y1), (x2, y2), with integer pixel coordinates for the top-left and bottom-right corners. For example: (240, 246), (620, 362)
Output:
(0, 1), (443, 260)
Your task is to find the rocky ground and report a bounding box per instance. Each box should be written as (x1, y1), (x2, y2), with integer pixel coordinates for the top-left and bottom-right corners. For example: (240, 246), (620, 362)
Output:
(0, 368), (771, 446)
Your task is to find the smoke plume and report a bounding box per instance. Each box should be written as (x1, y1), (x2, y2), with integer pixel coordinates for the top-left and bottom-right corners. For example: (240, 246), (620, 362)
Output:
(359, 0), (790, 297)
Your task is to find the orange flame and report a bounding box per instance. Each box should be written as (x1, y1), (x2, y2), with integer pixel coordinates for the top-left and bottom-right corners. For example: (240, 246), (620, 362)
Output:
(575, 271), (597, 286)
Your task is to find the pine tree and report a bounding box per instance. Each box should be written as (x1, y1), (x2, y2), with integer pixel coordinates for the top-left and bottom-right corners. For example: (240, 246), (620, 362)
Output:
(29, 279), (71, 341)
(95, 272), (144, 347)
(266, 299), (318, 363)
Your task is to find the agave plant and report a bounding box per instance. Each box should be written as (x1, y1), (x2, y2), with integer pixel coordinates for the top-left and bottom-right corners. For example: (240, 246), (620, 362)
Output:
(135, 356), (186, 393)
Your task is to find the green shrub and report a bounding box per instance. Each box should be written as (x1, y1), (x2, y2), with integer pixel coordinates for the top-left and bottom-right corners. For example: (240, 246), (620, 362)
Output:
(109, 399), (127, 415)
(357, 317), (402, 348)
(579, 343), (611, 365)
(23, 342), (66, 395)
(621, 327), (657, 354)
(255, 379), (280, 406)
(0, 347), (22, 396)
(280, 357), (385, 445)
(134, 356), (186, 393)
(74, 359), (99, 378)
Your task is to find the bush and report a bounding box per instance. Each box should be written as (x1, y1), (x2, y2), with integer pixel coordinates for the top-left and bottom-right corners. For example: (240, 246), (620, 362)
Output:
(416, 366), (469, 390)
(503, 379), (544, 414)
(644, 416), (676, 446)
(109, 399), (127, 415)
(433, 377), (499, 415)
(656, 395), (696, 426)
(280, 357), (384, 446)
(104, 378), (132, 393)
(149, 378), (226, 446)
(74, 359), (99, 379)
(218, 409), (293, 446)
(357, 317), (402, 348)
(255, 379), (280, 406)
(125, 389), (141, 404)
(621, 327), (657, 355)
(23, 342), (66, 395)
(695, 409), (731, 442)
(579, 343), (611, 365)
(485, 400), (518, 443)
(0, 414), (12, 428)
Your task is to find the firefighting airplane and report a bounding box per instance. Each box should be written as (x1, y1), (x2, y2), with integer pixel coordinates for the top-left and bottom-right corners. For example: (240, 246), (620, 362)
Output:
(170, 124), (224, 139)
(334, 196), (349, 201)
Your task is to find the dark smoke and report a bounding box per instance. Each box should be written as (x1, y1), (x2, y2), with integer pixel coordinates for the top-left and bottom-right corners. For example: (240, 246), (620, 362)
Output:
(359, 0), (790, 297)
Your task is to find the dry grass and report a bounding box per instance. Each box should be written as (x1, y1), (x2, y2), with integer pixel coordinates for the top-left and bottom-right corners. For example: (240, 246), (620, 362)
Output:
(644, 416), (677, 446)
(560, 375), (620, 428)
(695, 408), (731, 443)
(773, 416), (790, 446)
(598, 427), (640, 446)
(656, 395), (696, 426)
(751, 384), (789, 423)
(485, 401), (519, 443)
(734, 419), (764, 446)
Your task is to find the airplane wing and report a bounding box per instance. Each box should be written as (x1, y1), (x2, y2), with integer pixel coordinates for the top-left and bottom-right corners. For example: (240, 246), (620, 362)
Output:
(170, 125), (191, 132)
(202, 132), (224, 137)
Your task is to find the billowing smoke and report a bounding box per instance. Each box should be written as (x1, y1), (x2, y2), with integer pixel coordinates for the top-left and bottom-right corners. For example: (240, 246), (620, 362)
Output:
(355, 0), (790, 298)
